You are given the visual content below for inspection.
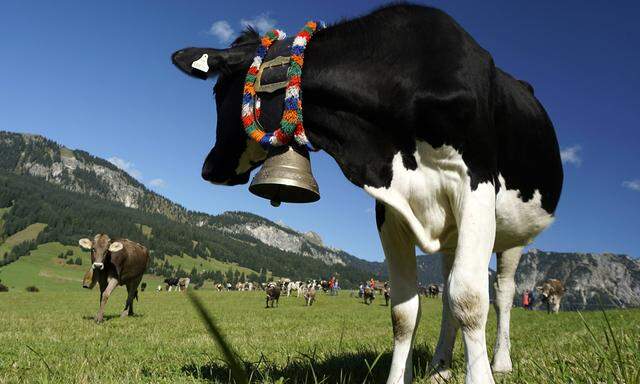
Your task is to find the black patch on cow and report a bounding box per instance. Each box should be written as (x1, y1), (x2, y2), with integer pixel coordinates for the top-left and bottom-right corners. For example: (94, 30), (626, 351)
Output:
(401, 151), (417, 170)
(300, 4), (562, 213)
(375, 201), (385, 231)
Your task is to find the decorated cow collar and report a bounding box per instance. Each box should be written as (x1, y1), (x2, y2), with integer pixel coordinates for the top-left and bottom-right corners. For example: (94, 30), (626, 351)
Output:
(242, 21), (325, 150)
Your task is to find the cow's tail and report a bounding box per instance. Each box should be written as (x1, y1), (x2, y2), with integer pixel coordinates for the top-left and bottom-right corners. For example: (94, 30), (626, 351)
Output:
(135, 290), (139, 301)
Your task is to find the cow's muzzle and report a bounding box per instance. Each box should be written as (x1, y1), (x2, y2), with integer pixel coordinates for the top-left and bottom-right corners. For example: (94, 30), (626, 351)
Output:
(92, 262), (104, 270)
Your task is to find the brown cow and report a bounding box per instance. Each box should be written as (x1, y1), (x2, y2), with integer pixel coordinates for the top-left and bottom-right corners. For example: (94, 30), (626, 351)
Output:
(80, 235), (149, 323)
(537, 279), (565, 314)
(304, 285), (316, 306)
(265, 282), (281, 308)
(363, 287), (375, 305)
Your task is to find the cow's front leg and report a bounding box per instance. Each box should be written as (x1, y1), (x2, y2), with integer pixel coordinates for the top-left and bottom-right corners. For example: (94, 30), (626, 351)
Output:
(448, 182), (496, 384)
(492, 246), (522, 373)
(429, 251), (457, 382)
(378, 203), (419, 384)
(96, 277), (118, 323)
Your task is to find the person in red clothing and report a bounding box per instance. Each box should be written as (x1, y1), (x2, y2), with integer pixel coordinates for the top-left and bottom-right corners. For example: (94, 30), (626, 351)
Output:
(522, 289), (531, 309)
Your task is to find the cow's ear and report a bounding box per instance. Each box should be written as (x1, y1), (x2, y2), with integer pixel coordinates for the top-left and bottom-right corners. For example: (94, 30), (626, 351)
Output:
(78, 238), (92, 250)
(171, 45), (255, 80)
(109, 242), (124, 252)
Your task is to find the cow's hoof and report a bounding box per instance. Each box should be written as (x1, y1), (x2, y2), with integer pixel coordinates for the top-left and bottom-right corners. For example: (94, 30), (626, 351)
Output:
(491, 360), (512, 374)
(429, 369), (453, 383)
(95, 317), (103, 324)
(120, 311), (129, 318)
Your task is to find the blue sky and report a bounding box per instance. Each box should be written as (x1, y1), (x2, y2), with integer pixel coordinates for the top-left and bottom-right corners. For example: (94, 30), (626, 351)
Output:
(1, 1), (638, 262)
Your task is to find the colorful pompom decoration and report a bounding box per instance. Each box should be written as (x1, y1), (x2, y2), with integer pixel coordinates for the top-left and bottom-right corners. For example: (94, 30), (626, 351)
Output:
(242, 21), (325, 150)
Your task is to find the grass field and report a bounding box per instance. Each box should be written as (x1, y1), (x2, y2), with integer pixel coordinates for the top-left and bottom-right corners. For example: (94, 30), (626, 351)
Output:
(165, 254), (260, 277)
(0, 286), (639, 383)
(1, 244), (639, 383)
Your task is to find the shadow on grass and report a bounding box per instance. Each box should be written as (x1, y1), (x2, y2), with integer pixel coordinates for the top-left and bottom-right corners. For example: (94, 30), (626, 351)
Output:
(180, 346), (434, 384)
(81, 313), (145, 322)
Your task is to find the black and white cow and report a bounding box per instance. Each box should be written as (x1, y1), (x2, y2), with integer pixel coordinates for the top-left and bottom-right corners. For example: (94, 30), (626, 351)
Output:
(164, 278), (180, 292)
(172, 5), (563, 384)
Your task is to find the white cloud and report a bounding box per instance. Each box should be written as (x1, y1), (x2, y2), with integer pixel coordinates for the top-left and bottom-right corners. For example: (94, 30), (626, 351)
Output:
(108, 156), (142, 180)
(622, 180), (640, 192)
(148, 178), (166, 188)
(560, 145), (582, 166)
(240, 13), (276, 34)
(208, 20), (234, 43)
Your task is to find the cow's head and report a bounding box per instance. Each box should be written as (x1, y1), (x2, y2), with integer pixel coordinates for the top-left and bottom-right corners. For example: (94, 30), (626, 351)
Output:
(172, 29), (268, 186)
(78, 234), (123, 270)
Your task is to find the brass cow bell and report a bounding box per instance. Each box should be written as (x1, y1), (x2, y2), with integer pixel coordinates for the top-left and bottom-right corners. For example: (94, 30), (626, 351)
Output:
(249, 145), (320, 207)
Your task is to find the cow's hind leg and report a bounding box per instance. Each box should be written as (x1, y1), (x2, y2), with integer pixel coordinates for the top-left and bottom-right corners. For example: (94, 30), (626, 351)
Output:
(429, 251), (457, 382)
(448, 182), (496, 384)
(122, 276), (142, 317)
(378, 203), (419, 384)
(492, 246), (523, 373)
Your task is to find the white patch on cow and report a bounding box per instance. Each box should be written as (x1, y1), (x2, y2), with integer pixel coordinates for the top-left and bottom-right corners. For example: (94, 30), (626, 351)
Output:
(494, 174), (554, 251)
(365, 142), (554, 255)
(235, 138), (267, 175)
(364, 143), (464, 254)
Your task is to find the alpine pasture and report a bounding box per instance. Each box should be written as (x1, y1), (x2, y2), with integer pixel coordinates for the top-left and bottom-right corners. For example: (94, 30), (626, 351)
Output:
(0, 244), (639, 383)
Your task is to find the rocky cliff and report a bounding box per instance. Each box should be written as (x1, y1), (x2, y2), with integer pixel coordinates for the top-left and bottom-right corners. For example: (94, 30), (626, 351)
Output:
(515, 249), (640, 309)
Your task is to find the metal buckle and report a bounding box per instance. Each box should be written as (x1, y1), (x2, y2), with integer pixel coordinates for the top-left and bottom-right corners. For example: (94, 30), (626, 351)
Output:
(255, 56), (290, 93)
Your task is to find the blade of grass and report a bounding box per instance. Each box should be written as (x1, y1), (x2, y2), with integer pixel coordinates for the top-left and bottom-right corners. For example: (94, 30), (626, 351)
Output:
(25, 344), (54, 376)
(188, 291), (248, 384)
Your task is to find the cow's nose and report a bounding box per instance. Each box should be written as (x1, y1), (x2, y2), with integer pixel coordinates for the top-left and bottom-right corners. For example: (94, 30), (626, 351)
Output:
(92, 262), (104, 270)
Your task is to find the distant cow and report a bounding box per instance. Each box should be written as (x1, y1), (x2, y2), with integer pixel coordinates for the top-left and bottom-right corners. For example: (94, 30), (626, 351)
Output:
(215, 283), (223, 291)
(164, 278), (180, 291)
(140, 282), (147, 292)
(156, 285), (163, 292)
(537, 279), (565, 314)
(304, 285), (316, 306)
(373, 280), (386, 294)
(265, 283), (281, 308)
(287, 281), (302, 297)
(363, 287), (375, 305)
(427, 284), (440, 298)
(383, 283), (391, 306)
(79, 235), (149, 323)
(178, 277), (191, 292)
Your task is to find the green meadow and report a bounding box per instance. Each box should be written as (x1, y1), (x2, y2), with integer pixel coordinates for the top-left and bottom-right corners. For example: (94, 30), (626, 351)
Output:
(0, 243), (639, 383)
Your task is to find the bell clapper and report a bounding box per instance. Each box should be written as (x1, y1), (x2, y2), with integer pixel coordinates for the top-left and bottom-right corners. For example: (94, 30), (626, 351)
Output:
(270, 199), (281, 207)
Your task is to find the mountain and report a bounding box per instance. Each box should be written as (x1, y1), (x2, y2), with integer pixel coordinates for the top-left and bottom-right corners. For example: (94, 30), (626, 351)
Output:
(0, 131), (386, 286)
(515, 249), (640, 310)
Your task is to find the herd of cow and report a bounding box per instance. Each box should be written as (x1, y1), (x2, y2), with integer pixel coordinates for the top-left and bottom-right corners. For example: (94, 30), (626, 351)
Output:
(78, 234), (566, 323)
